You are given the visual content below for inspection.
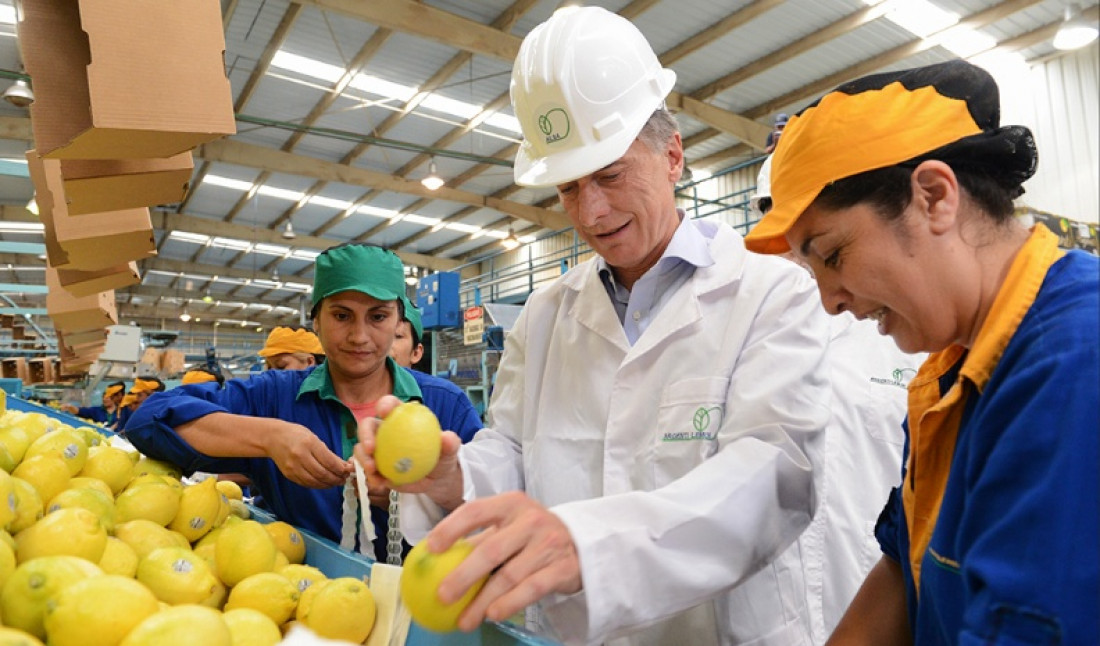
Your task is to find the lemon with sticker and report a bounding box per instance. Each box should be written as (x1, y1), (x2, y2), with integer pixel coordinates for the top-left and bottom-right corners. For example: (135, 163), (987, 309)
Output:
(373, 402), (442, 485)
(400, 537), (488, 633)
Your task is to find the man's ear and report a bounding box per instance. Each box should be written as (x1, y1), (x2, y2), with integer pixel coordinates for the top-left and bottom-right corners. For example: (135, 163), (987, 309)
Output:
(666, 132), (684, 184)
(911, 160), (959, 235)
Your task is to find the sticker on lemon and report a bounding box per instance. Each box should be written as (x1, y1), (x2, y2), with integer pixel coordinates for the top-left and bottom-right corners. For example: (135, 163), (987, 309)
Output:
(400, 538), (489, 633)
(373, 402), (442, 485)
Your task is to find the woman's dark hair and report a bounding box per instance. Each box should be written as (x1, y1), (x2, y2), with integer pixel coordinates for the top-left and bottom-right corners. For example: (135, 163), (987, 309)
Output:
(813, 163), (1018, 224)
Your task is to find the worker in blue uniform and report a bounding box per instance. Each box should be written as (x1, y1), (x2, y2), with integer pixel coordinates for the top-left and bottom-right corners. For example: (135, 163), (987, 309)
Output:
(123, 243), (483, 562)
(61, 381), (125, 426)
(745, 60), (1099, 645)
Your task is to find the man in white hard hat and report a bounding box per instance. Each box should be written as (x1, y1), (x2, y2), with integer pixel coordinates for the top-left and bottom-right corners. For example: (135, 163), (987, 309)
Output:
(360, 7), (831, 644)
(751, 156), (925, 643)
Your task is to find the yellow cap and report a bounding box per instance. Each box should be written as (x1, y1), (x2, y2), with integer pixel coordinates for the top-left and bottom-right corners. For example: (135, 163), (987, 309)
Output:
(257, 327), (324, 357)
(120, 394), (137, 408)
(181, 370), (218, 385)
(129, 378), (163, 394)
(104, 384), (125, 397)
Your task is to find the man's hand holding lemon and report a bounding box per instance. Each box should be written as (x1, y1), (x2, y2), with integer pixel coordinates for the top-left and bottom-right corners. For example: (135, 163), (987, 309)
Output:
(356, 396), (582, 633)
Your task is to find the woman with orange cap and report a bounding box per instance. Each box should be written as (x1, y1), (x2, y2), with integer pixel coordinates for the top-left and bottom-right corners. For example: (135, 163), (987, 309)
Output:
(745, 60), (1098, 645)
(257, 327), (324, 371)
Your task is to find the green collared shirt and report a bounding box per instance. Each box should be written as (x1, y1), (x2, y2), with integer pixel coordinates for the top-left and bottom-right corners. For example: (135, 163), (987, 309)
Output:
(296, 357), (423, 458)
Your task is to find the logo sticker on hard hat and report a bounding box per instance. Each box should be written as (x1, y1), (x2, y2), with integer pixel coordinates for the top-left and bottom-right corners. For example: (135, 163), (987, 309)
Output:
(538, 108), (571, 145)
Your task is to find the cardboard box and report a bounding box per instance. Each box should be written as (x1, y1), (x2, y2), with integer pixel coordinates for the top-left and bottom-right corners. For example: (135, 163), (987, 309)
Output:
(0, 314), (13, 328)
(55, 262), (141, 298)
(28, 150), (157, 271)
(57, 328), (109, 348)
(59, 153), (193, 215)
(1, 358), (29, 384)
(19, 0), (236, 159)
(160, 349), (185, 375)
(59, 360), (94, 378)
(28, 358), (55, 384)
(46, 269), (118, 331)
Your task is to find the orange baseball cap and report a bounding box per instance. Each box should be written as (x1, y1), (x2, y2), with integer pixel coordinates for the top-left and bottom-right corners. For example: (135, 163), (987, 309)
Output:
(258, 327), (324, 357)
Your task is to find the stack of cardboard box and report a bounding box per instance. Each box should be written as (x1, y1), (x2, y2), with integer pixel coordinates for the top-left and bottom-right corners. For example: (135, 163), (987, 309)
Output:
(19, 0), (236, 375)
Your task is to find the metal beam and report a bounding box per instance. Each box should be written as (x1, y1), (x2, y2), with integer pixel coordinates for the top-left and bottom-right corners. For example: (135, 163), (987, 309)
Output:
(0, 241), (45, 255)
(0, 284), (48, 294)
(194, 139), (571, 230)
(0, 308), (47, 315)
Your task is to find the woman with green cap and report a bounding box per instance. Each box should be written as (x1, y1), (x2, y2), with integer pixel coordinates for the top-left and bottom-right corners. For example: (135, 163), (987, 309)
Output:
(745, 60), (1098, 645)
(122, 243), (483, 562)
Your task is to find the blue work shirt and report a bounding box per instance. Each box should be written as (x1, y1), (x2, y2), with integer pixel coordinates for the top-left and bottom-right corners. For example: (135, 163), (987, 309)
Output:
(74, 405), (113, 426)
(123, 358), (483, 560)
(876, 244), (1099, 644)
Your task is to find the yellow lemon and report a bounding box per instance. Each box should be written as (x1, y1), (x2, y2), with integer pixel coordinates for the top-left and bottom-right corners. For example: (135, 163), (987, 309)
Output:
(400, 537), (488, 633)
(114, 480), (180, 527)
(6, 477), (42, 534)
(298, 576), (376, 643)
(374, 402), (442, 485)
(119, 604), (231, 646)
(277, 563), (327, 595)
(0, 626), (45, 646)
(273, 550), (289, 570)
(0, 426), (31, 472)
(136, 547), (220, 606)
(222, 607), (282, 646)
(0, 468), (16, 530)
(66, 476), (114, 499)
(79, 446), (134, 495)
(24, 430), (87, 477)
(46, 487), (116, 534)
(0, 555), (102, 639)
(98, 537), (139, 577)
(200, 577), (227, 610)
(214, 520), (278, 587)
(10, 414), (54, 446)
(43, 574), (160, 646)
(14, 507), (107, 564)
(0, 537), (15, 588)
(224, 571), (300, 625)
(194, 525), (224, 550)
(263, 521), (306, 565)
(114, 520), (187, 560)
(214, 479), (242, 501)
(192, 542), (217, 575)
(75, 427), (103, 449)
(12, 455), (70, 507)
(122, 473), (169, 491)
(131, 457), (182, 481)
(168, 477), (221, 542)
(293, 578), (329, 622)
(0, 528), (13, 549)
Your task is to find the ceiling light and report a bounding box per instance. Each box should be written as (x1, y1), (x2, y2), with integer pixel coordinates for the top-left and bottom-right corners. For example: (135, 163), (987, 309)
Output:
(281, 220), (297, 240)
(405, 275), (418, 286)
(1054, 4), (1099, 50)
(202, 293), (214, 303)
(421, 159), (445, 191)
(179, 311), (192, 323)
(501, 227), (520, 250)
(2, 79), (33, 108)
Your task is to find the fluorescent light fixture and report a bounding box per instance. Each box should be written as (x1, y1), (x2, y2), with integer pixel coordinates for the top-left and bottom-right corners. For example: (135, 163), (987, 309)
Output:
(168, 231), (211, 244)
(309, 195), (353, 210)
(349, 74), (418, 102)
(358, 205), (399, 220)
(252, 243), (291, 256)
(257, 185), (305, 202)
(882, 0), (958, 38)
(271, 51), (343, 83)
(213, 276), (248, 286)
(281, 282), (312, 292)
(0, 221), (44, 232)
(250, 279), (282, 289)
(202, 174), (254, 192)
(1054, 4), (1099, 50)
(289, 249), (320, 261)
(404, 214), (441, 226)
(210, 237), (252, 251)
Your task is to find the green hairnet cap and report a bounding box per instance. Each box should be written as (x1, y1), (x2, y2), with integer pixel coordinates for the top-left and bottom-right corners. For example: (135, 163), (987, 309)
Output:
(312, 244), (405, 308)
(401, 295), (423, 340)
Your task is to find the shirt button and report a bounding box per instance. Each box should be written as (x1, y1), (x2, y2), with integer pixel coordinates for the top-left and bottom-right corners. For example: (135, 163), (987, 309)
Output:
(632, 311), (642, 321)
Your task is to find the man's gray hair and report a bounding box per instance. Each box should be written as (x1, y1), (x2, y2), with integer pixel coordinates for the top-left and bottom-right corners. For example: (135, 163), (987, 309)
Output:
(637, 106), (679, 153)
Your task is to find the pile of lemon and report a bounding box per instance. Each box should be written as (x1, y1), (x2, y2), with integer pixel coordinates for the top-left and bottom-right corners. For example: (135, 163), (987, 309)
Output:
(0, 407), (377, 646)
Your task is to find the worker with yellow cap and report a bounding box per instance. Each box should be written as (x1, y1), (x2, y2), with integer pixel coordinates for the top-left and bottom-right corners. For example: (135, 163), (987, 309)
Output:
(60, 380), (127, 426)
(122, 243), (483, 563)
(181, 368), (224, 386)
(258, 327), (324, 370)
(114, 377), (165, 431)
(744, 60), (1097, 645)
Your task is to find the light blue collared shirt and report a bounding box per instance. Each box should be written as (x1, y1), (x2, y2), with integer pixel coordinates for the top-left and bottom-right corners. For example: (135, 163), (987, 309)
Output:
(597, 211), (715, 345)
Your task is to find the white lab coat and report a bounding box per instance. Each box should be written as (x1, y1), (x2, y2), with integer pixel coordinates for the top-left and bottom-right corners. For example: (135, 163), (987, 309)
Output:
(797, 314), (925, 644)
(404, 221), (832, 645)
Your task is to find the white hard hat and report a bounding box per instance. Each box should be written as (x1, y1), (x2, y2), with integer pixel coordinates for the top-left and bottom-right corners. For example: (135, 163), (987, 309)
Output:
(510, 7), (677, 188)
(749, 155), (773, 220)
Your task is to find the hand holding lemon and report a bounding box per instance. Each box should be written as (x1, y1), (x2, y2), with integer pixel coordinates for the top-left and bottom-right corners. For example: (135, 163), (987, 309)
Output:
(355, 396), (465, 510)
